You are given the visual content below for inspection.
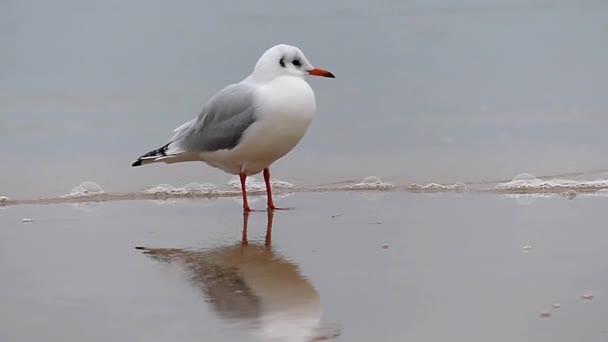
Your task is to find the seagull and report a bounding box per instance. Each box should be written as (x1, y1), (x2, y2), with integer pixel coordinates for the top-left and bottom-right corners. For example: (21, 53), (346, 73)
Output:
(131, 44), (334, 212)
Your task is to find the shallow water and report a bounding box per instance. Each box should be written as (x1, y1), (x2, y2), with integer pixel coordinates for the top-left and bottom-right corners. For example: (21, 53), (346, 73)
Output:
(3, 0), (608, 199)
(1, 192), (607, 341)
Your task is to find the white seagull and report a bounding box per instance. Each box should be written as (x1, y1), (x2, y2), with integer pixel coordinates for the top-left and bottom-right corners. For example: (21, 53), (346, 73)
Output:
(132, 44), (334, 212)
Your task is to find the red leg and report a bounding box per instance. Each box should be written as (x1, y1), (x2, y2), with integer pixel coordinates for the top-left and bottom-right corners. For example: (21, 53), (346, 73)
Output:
(241, 212), (249, 247)
(263, 168), (289, 211)
(263, 168), (274, 209)
(265, 210), (274, 249)
(239, 172), (251, 213)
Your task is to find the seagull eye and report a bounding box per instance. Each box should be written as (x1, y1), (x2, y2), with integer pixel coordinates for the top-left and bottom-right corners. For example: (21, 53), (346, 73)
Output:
(292, 59), (301, 67)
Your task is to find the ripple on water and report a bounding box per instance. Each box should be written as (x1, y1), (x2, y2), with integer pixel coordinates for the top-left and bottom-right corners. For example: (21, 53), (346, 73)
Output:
(347, 176), (395, 190)
(63, 181), (104, 198)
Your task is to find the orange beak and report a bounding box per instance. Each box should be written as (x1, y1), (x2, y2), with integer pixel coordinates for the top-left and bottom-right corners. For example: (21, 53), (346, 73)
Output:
(308, 68), (335, 78)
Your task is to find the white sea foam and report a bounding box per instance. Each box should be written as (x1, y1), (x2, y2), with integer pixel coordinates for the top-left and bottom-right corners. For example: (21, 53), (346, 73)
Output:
(228, 177), (265, 191)
(183, 182), (219, 193)
(347, 176), (395, 190)
(408, 183), (465, 191)
(0, 196), (8, 202)
(145, 182), (220, 195)
(270, 179), (296, 189)
(144, 184), (176, 194)
(63, 181), (104, 198)
(496, 173), (608, 192)
(228, 176), (295, 191)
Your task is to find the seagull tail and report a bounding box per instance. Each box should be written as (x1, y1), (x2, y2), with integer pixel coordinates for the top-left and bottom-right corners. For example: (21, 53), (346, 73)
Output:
(132, 143), (199, 167)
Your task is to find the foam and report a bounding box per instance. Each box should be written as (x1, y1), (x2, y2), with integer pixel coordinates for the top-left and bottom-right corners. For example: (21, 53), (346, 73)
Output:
(496, 173), (608, 192)
(183, 182), (220, 193)
(145, 182), (220, 195)
(408, 183), (465, 191)
(228, 176), (295, 191)
(63, 181), (104, 198)
(144, 184), (176, 194)
(347, 176), (395, 190)
(270, 179), (296, 189)
(0, 196), (8, 202)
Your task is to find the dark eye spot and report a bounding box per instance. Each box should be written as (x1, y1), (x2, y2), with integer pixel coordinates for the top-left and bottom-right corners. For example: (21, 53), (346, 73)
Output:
(292, 59), (301, 67)
(279, 57), (285, 67)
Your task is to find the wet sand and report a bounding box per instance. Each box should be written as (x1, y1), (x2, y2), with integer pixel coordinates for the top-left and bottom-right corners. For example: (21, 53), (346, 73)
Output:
(1, 192), (606, 341)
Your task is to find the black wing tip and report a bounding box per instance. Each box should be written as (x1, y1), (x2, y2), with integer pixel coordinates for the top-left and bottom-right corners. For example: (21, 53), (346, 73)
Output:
(131, 143), (171, 167)
(135, 246), (146, 250)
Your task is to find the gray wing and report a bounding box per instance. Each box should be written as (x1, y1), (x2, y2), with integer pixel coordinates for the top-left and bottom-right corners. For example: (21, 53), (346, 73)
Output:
(175, 83), (258, 153)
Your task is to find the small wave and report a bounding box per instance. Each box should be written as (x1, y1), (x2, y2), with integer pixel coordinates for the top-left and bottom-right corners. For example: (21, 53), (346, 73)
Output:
(408, 183), (465, 191)
(145, 182), (220, 195)
(63, 181), (104, 198)
(0, 196), (8, 202)
(228, 176), (295, 191)
(346, 176), (395, 190)
(496, 173), (608, 192)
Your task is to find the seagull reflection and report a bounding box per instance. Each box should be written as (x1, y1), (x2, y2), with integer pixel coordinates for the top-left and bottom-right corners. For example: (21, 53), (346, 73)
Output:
(137, 211), (340, 341)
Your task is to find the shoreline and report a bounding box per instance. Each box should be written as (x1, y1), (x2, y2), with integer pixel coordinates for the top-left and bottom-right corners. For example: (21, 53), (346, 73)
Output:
(2, 185), (607, 208)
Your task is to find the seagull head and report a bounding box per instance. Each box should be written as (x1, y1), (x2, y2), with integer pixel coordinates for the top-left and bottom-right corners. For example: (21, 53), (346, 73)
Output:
(251, 44), (335, 82)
